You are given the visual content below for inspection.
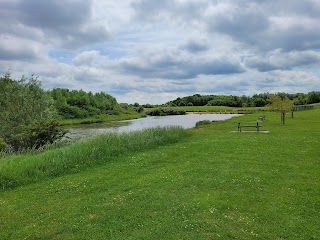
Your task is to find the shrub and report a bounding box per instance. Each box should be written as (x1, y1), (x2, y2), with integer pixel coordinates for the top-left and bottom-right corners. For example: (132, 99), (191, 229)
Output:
(0, 139), (7, 152)
(0, 73), (66, 151)
(187, 102), (193, 106)
(80, 119), (104, 124)
(5, 120), (67, 151)
(195, 120), (212, 127)
(146, 108), (186, 116)
(57, 105), (89, 118)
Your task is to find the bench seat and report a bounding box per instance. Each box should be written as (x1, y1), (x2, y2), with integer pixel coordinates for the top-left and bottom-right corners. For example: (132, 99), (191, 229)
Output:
(237, 122), (262, 132)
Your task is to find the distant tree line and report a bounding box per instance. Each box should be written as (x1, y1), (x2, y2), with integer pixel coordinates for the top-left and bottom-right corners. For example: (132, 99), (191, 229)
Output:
(49, 88), (121, 119)
(167, 92), (320, 108)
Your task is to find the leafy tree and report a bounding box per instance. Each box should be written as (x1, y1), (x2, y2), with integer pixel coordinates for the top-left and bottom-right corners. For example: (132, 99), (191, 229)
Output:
(252, 97), (267, 107)
(270, 95), (293, 124)
(293, 93), (307, 105)
(0, 73), (65, 151)
(307, 91), (320, 104)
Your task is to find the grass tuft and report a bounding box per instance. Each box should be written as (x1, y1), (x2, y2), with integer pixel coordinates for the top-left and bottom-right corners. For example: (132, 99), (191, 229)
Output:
(195, 120), (212, 127)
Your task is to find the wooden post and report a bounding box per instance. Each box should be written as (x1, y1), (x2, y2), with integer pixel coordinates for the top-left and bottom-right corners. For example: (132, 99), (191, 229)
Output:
(281, 112), (285, 124)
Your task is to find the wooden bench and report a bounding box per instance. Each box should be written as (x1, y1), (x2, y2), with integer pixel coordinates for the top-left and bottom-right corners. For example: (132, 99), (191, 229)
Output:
(237, 122), (262, 132)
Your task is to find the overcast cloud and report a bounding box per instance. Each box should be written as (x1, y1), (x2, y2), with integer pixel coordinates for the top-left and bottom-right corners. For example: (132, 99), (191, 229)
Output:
(0, 0), (319, 104)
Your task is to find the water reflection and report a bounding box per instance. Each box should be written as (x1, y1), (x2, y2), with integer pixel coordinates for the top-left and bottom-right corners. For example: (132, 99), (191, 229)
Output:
(65, 113), (240, 140)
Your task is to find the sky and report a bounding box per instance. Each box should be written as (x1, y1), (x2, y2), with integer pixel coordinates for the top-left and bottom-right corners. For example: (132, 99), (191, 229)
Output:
(0, 0), (320, 104)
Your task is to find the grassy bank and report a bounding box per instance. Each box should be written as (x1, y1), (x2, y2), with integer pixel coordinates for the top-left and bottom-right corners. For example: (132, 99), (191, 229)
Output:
(0, 127), (187, 191)
(59, 112), (142, 125)
(0, 109), (319, 239)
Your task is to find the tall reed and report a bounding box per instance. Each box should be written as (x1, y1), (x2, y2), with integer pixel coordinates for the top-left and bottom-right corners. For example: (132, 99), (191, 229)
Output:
(0, 126), (187, 191)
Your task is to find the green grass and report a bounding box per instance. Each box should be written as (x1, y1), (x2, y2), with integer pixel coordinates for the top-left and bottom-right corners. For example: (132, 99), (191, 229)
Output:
(0, 127), (187, 191)
(195, 120), (212, 127)
(314, 103), (320, 109)
(0, 109), (319, 239)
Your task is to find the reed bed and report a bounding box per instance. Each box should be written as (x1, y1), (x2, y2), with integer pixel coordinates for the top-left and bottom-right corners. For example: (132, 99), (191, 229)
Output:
(0, 126), (187, 191)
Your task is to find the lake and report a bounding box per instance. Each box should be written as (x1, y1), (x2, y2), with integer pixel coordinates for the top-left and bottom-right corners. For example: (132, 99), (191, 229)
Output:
(64, 113), (241, 140)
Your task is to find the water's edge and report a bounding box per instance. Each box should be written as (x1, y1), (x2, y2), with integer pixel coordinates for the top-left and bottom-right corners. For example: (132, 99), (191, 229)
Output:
(64, 114), (241, 140)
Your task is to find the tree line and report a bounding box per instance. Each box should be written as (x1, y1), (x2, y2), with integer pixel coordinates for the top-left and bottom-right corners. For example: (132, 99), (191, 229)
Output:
(167, 92), (320, 108)
(49, 88), (120, 119)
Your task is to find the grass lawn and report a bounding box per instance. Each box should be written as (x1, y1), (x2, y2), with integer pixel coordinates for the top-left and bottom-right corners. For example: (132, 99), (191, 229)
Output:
(0, 109), (319, 239)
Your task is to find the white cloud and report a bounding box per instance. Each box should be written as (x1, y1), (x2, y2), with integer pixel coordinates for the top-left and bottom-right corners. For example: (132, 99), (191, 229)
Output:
(0, 0), (319, 104)
(245, 50), (320, 72)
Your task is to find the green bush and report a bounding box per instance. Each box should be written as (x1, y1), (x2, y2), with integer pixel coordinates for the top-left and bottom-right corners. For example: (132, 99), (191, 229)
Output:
(147, 108), (186, 116)
(0, 73), (66, 152)
(0, 139), (7, 152)
(80, 119), (104, 124)
(195, 120), (212, 127)
(187, 102), (193, 106)
(57, 105), (89, 118)
(6, 121), (66, 151)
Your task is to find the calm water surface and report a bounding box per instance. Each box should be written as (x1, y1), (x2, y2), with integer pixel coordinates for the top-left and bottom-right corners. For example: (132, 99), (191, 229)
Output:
(65, 113), (241, 140)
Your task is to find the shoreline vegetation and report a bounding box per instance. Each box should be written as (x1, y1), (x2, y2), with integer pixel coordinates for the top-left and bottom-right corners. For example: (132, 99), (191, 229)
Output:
(0, 107), (319, 239)
(0, 126), (188, 191)
(59, 112), (143, 126)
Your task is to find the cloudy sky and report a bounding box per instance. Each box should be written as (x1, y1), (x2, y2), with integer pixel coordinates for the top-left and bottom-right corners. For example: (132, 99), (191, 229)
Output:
(1, 0), (320, 104)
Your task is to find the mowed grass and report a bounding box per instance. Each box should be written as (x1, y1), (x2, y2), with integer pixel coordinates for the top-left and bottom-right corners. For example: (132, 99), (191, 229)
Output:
(0, 109), (320, 239)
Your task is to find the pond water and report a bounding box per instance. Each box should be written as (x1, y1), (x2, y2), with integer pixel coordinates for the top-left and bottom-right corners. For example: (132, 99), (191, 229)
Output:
(64, 113), (241, 140)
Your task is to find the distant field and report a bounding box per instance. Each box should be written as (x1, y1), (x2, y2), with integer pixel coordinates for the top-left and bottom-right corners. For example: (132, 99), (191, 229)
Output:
(0, 108), (319, 239)
(155, 105), (270, 113)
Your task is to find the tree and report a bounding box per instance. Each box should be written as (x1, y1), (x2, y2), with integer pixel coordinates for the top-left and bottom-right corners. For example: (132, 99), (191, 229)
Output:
(49, 88), (120, 118)
(252, 97), (267, 107)
(270, 95), (293, 124)
(307, 91), (320, 104)
(0, 73), (65, 151)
